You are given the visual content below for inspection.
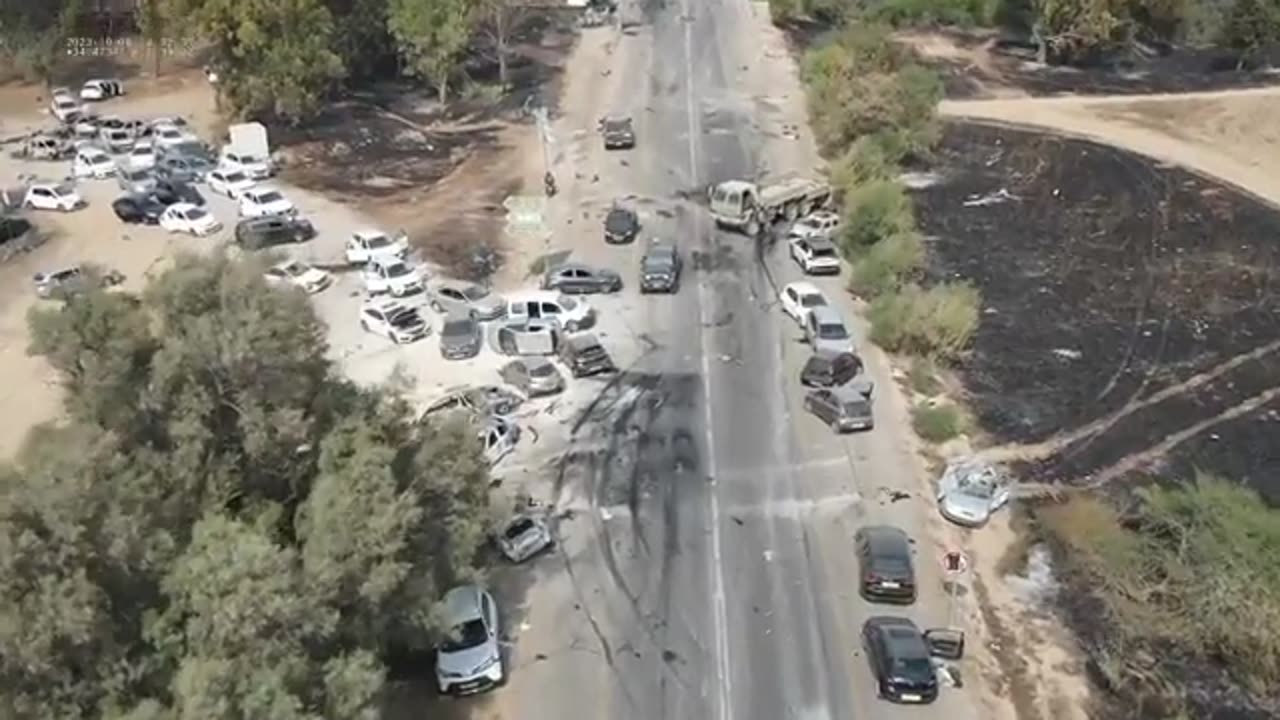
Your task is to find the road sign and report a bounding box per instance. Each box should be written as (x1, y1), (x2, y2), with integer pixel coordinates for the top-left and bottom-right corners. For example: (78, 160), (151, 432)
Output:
(942, 551), (968, 575)
(502, 194), (546, 221)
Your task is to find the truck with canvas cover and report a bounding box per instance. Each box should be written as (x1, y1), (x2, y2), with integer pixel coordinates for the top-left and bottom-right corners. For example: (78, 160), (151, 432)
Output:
(708, 176), (831, 237)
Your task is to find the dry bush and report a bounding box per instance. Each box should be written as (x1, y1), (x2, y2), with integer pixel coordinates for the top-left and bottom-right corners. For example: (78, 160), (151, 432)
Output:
(868, 281), (980, 359)
(910, 402), (966, 442)
(848, 230), (922, 297)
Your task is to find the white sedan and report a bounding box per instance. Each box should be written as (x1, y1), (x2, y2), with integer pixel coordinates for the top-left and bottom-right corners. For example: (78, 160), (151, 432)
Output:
(345, 229), (408, 265)
(360, 299), (431, 344)
(218, 149), (273, 179)
(160, 203), (222, 236)
(238, 186), (295, 218)
(363, 258), (425, 296)
(206, 169), (256, 199)
(778, 281), (830, 326)
(24, 182), (85, 211)
(264, 260), (332, 294)
(126, 142), (157, 171)
(153, 124), (198, 149)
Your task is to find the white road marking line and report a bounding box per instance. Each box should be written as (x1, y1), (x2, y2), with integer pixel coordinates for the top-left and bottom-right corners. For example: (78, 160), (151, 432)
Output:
(681, 0), (733, 717)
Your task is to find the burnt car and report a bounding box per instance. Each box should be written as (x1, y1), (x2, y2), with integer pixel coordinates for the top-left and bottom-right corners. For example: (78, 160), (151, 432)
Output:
(861, 617), (939, 704)
(558, 333), (615, 378)
(603, 204), (639, 244)
(112, 194), (166, 224)
(234, 215), (316, 250)
(639, 241), (682, 293)
(799, 350), (874, 398)
(499, 357), (564, 397)
(601, 116), (635, 149)
(855, 525), (916, 604)
(423, 385), (524, 419)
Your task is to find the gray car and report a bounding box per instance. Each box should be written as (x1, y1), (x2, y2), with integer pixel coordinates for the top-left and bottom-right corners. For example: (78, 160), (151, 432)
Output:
(803, 385), (874, 433)
(804, 305), (856, 355)
(155, 153), (212, 183)
(439, 311), (482, 360)
(435, 585), (504, 695)
(936, 460), (1011, 527)
(640, 242), (682, 293)
(499, 357), (565, 397)
(116, 166), (157, 195)
(428, 280), (506, 320)
(601, 116), (635, 149)
(542, 262), (622, 294)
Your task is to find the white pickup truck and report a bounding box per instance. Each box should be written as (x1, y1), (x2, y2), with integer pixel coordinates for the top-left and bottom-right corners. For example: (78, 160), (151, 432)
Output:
(708, 176), (831, 236)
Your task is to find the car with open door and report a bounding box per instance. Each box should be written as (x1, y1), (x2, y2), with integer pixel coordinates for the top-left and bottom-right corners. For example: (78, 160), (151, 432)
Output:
(861, 617), (939, 704)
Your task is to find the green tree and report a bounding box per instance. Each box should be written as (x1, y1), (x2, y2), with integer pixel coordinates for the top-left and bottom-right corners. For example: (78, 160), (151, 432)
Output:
(0, 0), (82, 85)
(1220, 0), (1280, 65)
(175, 0), (345, 120)
(474, 0), (536, 87)
(324, 0), (394, 81)
(387, 0), (475, 102)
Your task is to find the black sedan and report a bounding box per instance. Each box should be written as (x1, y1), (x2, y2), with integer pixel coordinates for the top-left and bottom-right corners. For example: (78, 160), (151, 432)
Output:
(862, 617), (939, 704)
(151, 179), (205, 207)
(112, 194), (165, 224)
(603, 205), (639, 244)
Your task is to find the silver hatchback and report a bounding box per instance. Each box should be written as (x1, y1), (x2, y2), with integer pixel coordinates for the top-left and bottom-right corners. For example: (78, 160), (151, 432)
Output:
(436, 585), (504, 695)
(803, 384), (874, 433)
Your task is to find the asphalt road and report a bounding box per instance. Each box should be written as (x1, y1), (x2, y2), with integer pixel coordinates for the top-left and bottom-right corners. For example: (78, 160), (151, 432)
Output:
(493, 1), (990, 719)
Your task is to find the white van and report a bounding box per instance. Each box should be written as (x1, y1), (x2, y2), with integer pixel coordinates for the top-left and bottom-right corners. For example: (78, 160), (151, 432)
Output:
(506, 291), (594, 332)
(72, 147), (116, 179)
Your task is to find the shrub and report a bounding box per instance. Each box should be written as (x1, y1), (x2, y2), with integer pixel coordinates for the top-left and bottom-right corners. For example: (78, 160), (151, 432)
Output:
(839, 179), (916, 250)
(868, 281), (980, 359)
(1038, 476), (1280, 695)
(907, 355), (942, 395)
(848, 230), (922, 297)
(911, 402), (966, 442)
(829, 133), (903, 202)
(873, 0), (997, 27)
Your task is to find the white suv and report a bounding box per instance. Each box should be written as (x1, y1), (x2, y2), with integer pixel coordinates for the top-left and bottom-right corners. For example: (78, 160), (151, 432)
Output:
(790, 210), (840, 239)
(789, 235), (841, 275)
(362, 258), (425, 296)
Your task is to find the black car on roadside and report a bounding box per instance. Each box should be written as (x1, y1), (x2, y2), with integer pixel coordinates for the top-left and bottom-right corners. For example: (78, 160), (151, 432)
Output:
(601, 116), (636, 150)
(604, 205), (639, 244)
(861, 617), (938, 704)
(112, 194), (166, 224)
(639, 241), (681, 293)
(800, 351), (873, 400)
(855, 526), (917, 604)
(234, 215), (317, 250)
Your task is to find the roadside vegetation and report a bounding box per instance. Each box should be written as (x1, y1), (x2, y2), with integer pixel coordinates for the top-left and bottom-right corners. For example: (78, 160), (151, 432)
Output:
(1035, 477), (1280, 710)
(791, 11), (980, 441)
(0, 255), (493, 717)
(0, 0), (541, 121)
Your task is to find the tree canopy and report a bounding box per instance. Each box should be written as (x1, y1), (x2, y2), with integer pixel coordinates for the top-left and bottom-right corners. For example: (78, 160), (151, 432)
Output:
(1, 253), (492, 718)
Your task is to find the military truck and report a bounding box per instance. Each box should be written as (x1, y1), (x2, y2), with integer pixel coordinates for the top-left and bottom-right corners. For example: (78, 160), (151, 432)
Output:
(708, 176), (831, 237)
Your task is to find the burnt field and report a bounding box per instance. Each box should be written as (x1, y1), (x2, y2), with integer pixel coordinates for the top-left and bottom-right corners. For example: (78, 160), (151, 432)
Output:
(914, 123), (1280, 500)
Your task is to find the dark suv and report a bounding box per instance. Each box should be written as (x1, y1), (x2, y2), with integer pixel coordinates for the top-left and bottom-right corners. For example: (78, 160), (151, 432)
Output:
(558, 333), (615, 378)
(639, 242), (681, 293)
(601, 117), (635, 149)
(234, 215), (316, 250)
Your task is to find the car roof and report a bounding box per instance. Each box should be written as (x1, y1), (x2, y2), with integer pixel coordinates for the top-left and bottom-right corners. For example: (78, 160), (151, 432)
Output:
(809, 305), (843, 323)
(441, 585), (484, 625)
(785, 280), (823, 297)
(860, 525), (909, 550)
(435, 278), (478, 291)
(807, 236), (837, 250)
(363, 297), (411, 313)
(168, 202), (198, 211)
(353, 229), (388, 239)
(566, 333), (602, 349)
(443, 310), (475, 323)
(830, 384), (869, 402)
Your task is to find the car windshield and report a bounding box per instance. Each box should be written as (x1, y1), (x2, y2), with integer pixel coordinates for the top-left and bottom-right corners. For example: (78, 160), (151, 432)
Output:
(843, 400), (871, 415)
(960, 477), (996, 499)
(800, 293), (827, 308)
(225, 171), (247, 183)
(132, 147), (151, 156)
(529, 362), (555, 378)
(187, 208), (208, 220)
(256, 191), (284, 203)
(443, 319), (474, 336)
(240, 155), (263, 164)
(53, 184), (75, 195)
(606, 210), (635, 231)
(388, 309), (421, 328)
(282, 263), (307, 277)
(644, 253), (675, 270)
(893, 657), (934, 680)
(462, 285), (489, 301)
(56, 99), (76, 109)
(126, 169), (147, 180)
(605, 119), (631, 131)
(503, 518), (536, 540)
(384, 263), (412, 278)
(811, 246), (838, 258)
(818, 323), (848, 340)
(160, 128), (181, 138)
(365, 234), (392, 249)
(441, 619), (488, 652)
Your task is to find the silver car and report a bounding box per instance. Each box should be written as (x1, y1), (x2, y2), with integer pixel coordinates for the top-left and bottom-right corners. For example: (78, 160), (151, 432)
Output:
(495, 514), (553, 563)
(805, 305), (856, 355)
(802, 385), (874, 433)
(499, 357), (565, 397)
(436, 585), (504, 695)
(428, 280), (505, 320)
(542, 262), (623, 295)
(440, 311), (482, 360)
(116, 166), (157, 195)
(936, 460), (1011, 527)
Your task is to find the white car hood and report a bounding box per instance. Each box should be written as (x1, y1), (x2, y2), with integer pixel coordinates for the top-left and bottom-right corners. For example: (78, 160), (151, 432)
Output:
(249, 197), (293, 214)
(297, 268), (329, 286)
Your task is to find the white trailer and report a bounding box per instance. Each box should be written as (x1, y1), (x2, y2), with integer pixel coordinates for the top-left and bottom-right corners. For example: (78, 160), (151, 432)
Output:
(708, 176), (831, 236)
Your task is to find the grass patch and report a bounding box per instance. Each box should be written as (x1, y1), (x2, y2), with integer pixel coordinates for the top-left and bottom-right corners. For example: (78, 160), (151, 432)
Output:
(868, 281), (980, 359)
(906, 355), (942, 395)
(1038, 476), (1280, 697)
(848, 230), (922, 297)
(911, 402), (966, 442)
